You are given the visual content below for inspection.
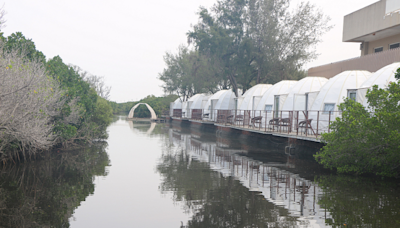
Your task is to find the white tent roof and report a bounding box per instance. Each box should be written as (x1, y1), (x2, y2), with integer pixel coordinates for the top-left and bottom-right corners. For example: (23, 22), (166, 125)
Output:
(255, 80), (298, 110)
(215, 90), (236, 110)
(238, 84), (272, 110)
(281, 77), (328, 111)
(360, 62), (400, 89)
(356, 62), (400, 107)
(310, 71), (371, 112)
(188, 93), (210, 109)
(171, 98), (182, 109)
(204, 90), (236, 111)
(204, 90), (226, 111)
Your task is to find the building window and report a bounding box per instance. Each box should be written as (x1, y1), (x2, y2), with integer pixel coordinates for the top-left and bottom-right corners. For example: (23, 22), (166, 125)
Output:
(374, 47), (383, 53)
(389, 43), (400, 50)
(323, 103), (335, 114)
(265, 105), (272, 113)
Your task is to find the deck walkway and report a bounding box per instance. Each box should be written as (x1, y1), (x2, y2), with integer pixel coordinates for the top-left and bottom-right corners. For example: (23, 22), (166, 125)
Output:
(171, 117), (322, 143)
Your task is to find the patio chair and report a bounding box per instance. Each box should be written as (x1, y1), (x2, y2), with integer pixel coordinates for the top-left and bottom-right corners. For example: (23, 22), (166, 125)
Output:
(250, 116), (263, 128)
(235, 115), (244, 126)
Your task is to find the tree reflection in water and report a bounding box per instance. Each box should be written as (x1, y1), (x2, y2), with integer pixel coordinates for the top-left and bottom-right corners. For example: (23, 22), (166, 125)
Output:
(0, 142), (110, 228)
(159, 127), (400, 228)
(315, 175), (400, 227)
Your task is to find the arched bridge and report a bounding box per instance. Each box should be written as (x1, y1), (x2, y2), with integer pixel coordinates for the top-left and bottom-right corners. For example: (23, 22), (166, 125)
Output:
(128, 103), (157, 120)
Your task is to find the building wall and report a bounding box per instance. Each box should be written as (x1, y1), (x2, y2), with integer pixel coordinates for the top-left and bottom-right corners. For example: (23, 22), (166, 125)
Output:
(343, 0), (400, 42)
(307, 47), (400, 78)
(363, 33), (400, 55)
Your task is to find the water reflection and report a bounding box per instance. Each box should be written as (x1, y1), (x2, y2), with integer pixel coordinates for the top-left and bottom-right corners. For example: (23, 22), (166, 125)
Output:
(0, 142), (110, 228)
(159, 124), (400, 227)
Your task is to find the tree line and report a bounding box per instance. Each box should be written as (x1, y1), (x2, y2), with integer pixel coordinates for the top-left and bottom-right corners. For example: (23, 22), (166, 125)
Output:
(0, 26), (113, 161)
(159, 0), (332, 100)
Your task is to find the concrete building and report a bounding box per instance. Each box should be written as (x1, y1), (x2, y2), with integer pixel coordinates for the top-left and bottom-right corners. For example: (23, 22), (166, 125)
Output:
(309, 0), (400, 78)
(344, 0), (400, 56)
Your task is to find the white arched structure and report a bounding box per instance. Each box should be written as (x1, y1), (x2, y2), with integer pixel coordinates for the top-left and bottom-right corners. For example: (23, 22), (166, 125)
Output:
(128, 103), (157, 120)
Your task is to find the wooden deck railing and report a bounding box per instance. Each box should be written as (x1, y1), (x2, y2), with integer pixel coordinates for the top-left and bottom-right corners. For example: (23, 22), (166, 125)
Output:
(171, 108), (343, 139)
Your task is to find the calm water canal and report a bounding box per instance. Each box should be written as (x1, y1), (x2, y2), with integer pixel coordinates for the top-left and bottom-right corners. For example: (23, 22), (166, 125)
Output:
(1, 116), (399, 227)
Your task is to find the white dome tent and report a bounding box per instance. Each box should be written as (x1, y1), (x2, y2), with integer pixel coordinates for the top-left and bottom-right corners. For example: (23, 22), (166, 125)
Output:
(170, 98), (182, 117)
(275, 77), (328, 122)
(280, 77), (328, 111)
(204, 90), (226, 115)
(238, 84), (272, 111)
(251, 80), (297, 128)
(355, 62), (400, 107)
(204, 90), (236, 120)
(187, 94), (211, 118)
(255, 80), (298, 111)
(309, 71), (371, 133)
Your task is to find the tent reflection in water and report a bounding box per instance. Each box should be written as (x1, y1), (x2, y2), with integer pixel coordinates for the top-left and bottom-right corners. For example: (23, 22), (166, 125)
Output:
(309, 70), (371, 133)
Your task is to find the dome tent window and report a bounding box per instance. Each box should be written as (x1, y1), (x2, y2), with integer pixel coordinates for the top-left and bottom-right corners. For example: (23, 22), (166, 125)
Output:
(323, 103), (335, 114)
(348, 90), (357, 101)
(264, 105), (272, 113)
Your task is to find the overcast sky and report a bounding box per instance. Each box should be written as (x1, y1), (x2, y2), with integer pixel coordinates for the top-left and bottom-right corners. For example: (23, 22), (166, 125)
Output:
(2, 0), (378, 102)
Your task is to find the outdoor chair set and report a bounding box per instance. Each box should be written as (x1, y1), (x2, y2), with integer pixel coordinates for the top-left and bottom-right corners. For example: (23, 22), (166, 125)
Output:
(269, 117), (314, 135)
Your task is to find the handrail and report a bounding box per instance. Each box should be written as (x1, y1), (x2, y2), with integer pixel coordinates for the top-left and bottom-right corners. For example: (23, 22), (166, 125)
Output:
(171, 108), (344, 138)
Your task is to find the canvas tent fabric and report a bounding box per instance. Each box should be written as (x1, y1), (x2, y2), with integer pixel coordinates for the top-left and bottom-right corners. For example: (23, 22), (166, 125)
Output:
(357, 62), (400, 107)
(280, 77), (328, 111)
(238, 84), (272, 110)
(309, 70), (371, 132)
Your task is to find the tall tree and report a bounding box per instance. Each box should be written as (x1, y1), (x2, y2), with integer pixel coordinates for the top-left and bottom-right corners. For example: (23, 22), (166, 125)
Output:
(188, 0), (253, 97)
(248, 0), (331, 84)
(159, 45), (223, 101)
(186, 0), (331, 96)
